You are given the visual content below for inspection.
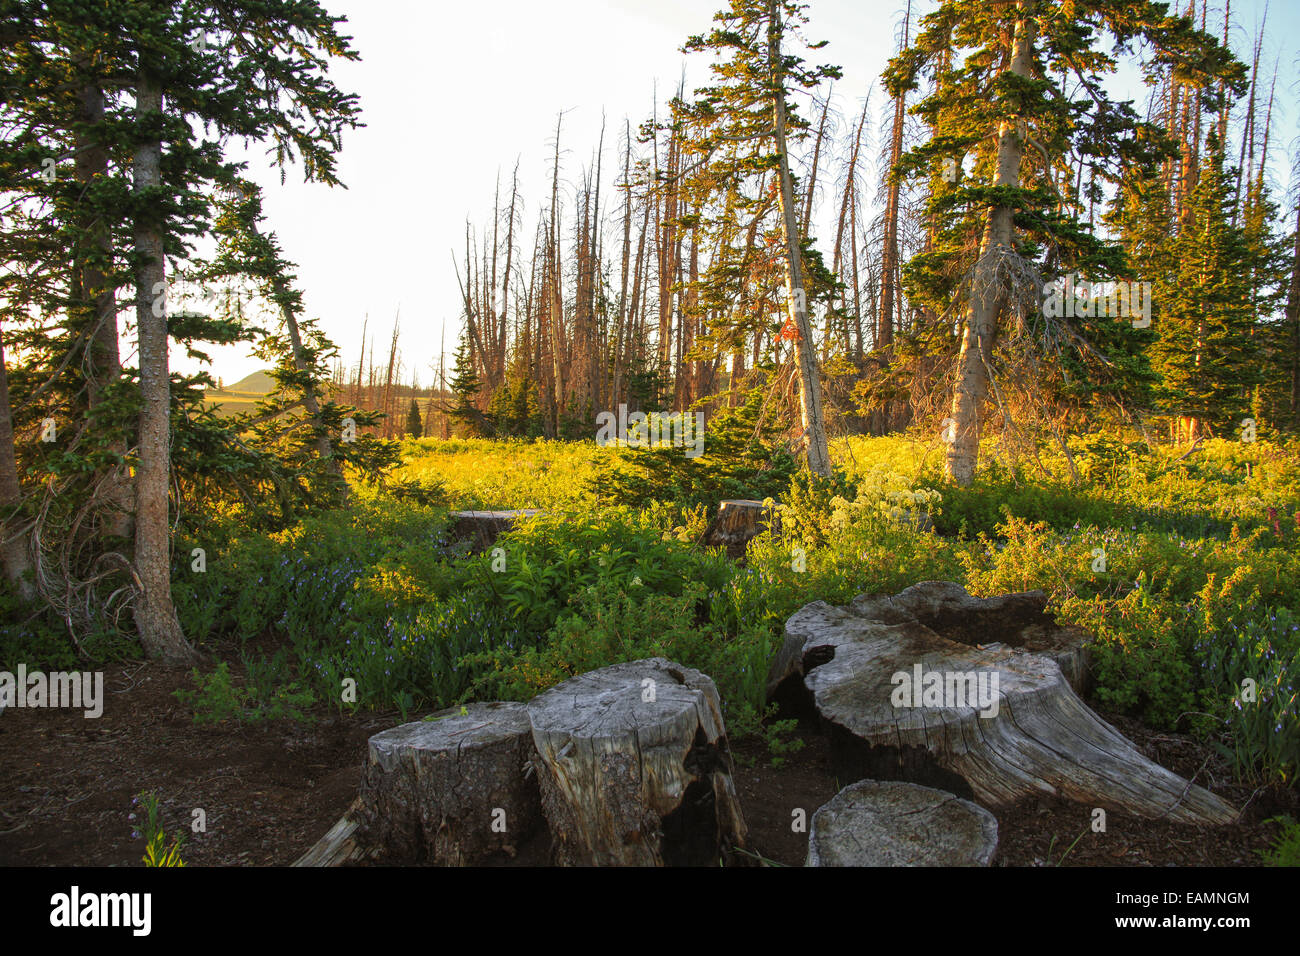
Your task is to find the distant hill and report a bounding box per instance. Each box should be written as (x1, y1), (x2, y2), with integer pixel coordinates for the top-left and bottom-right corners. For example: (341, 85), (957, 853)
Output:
(204, 368), (274, 418)
(223, 369), (276, 394)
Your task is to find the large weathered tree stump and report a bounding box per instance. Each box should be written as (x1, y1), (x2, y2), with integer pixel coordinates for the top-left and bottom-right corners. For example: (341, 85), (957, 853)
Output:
(527, 658), (749, 866)
(772, 581), (1236, 825)
(704, 499), (778, 558)
(807, 780), (999, 867)
(449, 510), (541, 550)
(347, 702), (544, 865)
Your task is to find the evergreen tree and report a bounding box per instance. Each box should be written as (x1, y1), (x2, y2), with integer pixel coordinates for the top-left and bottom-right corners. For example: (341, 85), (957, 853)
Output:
(1, 0), (363, 658)
(1151, 142), (1282, 435)
(677, 0), (841, 476)
(447, 334), (488, 437)
(405, 399), (423, 438)
(886, 0), (1245, 483)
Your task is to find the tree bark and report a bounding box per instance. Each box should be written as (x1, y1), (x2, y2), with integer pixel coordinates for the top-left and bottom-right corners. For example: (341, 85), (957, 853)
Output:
(352, 703), (544, 865)
(528, 658), (750, 866)
(131, 73), (196, 664)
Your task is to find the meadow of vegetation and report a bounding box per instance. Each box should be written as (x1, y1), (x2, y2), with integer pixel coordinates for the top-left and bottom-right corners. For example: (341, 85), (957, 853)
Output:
(10, 429), (1292, 795)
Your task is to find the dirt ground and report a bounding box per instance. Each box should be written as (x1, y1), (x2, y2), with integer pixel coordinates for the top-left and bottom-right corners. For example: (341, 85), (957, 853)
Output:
(1, 654), (1293, 867)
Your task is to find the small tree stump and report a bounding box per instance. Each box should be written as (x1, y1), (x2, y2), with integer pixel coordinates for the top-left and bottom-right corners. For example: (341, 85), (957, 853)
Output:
(350, 702), (543, 864)
(449, 509), (541, 550)
(807, 780), (999, 867)
(527, 658), (749, 866)
(772, 582), (1236, 825)
(704, 499), (778, 558)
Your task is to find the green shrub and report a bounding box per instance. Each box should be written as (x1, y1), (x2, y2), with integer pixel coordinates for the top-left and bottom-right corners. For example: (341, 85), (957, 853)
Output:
(172, 658), (315, 724)
(1259, 817), (1300, 866)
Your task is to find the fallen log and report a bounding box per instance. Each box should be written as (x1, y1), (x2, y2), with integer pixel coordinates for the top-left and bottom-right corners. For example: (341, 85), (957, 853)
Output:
(292, 797), (376, 867)
(527, 658), (750, 866)
(773, 582), (1236, 825)
(807, 780), (999, 867)
(348, 701), (544, 865)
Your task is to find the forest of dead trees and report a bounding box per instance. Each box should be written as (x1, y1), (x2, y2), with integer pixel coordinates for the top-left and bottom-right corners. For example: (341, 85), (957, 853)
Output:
(329, 0), (1299, 453)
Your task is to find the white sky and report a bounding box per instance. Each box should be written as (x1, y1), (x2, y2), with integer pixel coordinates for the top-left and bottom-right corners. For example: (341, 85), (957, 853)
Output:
(177, 0), (1297, 389)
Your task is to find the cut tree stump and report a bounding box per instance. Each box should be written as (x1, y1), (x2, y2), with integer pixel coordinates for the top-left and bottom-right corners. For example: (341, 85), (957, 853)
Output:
(704, 499), (779, 558)
(771, 581), (1236, 825)
(527, 657), (749, 866)
(806, 780), (999, 867)
(347, 702), (544, 865)
(449, 509), (542, 550)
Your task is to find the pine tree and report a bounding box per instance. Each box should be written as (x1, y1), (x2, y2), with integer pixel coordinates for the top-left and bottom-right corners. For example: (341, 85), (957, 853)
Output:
(677, 0), (841, 476)
(405, 399), (423, 438)
(1152, 141), (1280, 434)
(1, 0), (363, 658)
(447, 334), (488, 437)
(886, 0), (1245, 484)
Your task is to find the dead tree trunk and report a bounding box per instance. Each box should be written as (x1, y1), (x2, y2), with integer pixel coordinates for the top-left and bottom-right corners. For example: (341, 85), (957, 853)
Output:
(807, 780), (999, 867)
(351, 703), (544, 865)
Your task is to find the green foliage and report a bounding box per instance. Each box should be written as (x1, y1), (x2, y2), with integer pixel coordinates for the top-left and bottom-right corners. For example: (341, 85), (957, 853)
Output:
(588, 387), (797, 510)
(448, 333), (488, 437)
(761, 716), (805, 769)
(29, 431), (1295, 793)
(1259, 817), (1300, 867)
(405, 399), (424, 438)
(172, 657), (315, 725)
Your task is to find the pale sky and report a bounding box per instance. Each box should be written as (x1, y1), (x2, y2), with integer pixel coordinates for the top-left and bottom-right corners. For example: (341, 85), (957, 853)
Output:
(175, 0), (1297, 389)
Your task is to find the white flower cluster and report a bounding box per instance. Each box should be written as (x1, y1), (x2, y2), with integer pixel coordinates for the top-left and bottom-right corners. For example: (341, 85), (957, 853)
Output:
(822, 482), (943, 532)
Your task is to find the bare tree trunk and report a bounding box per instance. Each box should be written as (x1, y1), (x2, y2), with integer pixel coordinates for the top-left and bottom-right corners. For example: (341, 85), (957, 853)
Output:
(944, 6), (1034, 486)
(131, 73), (196, 663)
(74, 68), (134, 540)
(769, 0), (831, 477)
(878, 4), (911, 352)
(801, 89), (831, 236)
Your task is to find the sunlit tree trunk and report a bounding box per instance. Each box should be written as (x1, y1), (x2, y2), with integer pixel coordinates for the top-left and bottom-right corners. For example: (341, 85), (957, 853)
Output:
(131, 73), (196, 663)
(945, 7), (1034, 486)
(769, 0), (831, 477)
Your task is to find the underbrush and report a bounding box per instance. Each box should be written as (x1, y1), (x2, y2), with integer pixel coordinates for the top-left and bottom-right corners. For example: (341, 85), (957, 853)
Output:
(9, 431), (1298, 786)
